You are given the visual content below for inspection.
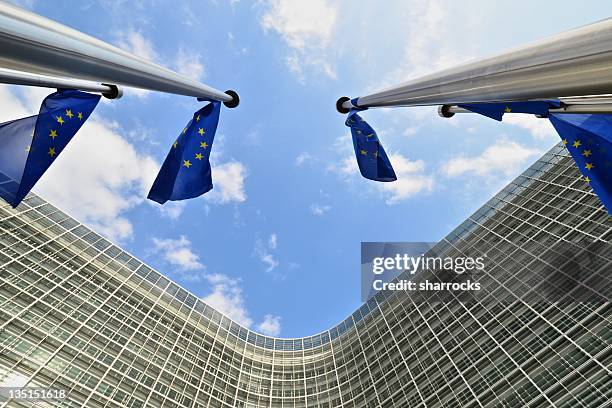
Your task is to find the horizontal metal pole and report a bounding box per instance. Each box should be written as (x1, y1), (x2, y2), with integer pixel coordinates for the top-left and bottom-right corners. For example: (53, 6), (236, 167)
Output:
(339, 18), (612, 112)
(0, 67), (122, 99)
(438, 100), (612, 118)
(0, 2), (238, 106)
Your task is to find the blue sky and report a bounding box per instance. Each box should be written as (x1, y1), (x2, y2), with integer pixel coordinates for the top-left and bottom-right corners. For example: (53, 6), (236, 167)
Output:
(2, 0), (610, 337)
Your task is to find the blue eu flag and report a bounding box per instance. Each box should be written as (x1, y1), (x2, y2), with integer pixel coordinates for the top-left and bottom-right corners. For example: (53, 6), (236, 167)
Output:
(345, 110), (396, 182)
(459, 99), (612, 213)
(549, 113), (612, 214)
(148, 101), (221, 204)
(0, 89), (100, 208)
(458, 101), (556, 121)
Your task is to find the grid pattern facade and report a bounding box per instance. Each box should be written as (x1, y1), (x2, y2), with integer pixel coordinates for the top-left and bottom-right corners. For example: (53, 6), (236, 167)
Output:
(0, 143), (611, 408)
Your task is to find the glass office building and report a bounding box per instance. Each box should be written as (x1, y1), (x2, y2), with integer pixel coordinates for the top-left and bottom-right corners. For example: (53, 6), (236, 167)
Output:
(0, 143), (610, 408)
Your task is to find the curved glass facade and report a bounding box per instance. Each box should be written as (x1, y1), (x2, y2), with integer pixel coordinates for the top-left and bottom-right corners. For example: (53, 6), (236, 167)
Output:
(0, 143), (610, 407)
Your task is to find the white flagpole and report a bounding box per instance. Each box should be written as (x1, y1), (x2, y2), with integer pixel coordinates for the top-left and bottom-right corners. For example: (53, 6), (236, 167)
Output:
(337, 18), (612, 113)
(0, 2), (238, 107)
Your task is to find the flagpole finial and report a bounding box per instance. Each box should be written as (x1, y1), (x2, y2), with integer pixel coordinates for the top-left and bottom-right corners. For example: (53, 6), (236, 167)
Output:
(100, 84), (123, 100)
(223, 90), (240, 108)
(336, 96), (351, 114)
(438, 105), (455, 118)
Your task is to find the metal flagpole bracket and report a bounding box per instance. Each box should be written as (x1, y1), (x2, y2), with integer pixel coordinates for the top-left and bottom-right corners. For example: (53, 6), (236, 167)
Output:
(437, 105), (455, 118)
(197, 90), (240, 108)
(336, 96), (352, 114)
(100, 83), (122, 100)
(222, 90), (239, 108)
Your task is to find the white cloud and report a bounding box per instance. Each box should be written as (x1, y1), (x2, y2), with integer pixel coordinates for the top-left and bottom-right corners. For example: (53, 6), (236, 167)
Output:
(0, 85), (31, 118)
(336, 152), (434, 205)
(285, 54), (304, 79)
(260, 254), (279, 272)
(204, 161), (248, 204)
(260, 0), (338, 80)
(260, 0), (336, 49)
(202, 273), (253, 327)
(151, 235), (204, 272)
(254, 233), (279, 273)
(155, 201), (186, 220)
(380, 154), (434, 205)
(403, 127), (418, 137)
(285, 54), (336, 83)
(257, 314), (282, 336)
(397, 0), (457, 78)
(295, 152), (314, 167)
(442, 139), (541, 179)
(373, 1), (476, 102)
(176, 47), (206, 81)
(335, 155), (357, 177)
(117, 29), (158, 62)
(310, 203), (331, 215)
(503, 114), (557, 140)
(295, 152), (313, 166)
(268, 233), (277, 250)
(36, 119), (159, 241)
(202, 133), (248, 206)
(202, 273), (282, 335)
(147, 234), (282, 334)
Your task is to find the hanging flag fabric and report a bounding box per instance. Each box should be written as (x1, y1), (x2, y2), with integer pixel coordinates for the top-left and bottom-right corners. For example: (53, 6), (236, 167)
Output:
(458, 101), (559, 121)
(0, 89), (100, 208)
(148, 101), (221, 204)
(345, 109), (396, 182)
(458, 99), (612, 213)
(548, 113), (612, 213)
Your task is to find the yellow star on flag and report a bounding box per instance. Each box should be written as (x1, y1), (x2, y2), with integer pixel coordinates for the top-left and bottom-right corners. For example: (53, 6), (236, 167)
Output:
(573, 140), (582, 148)
(183, 127), (188, 135)
(504, 106), (512, 113)
(584, 176), (591, 183)
(183, 160), (192, 168)
(198, 128), (205, 136)
(65, 109), (74, 118)
(195, 153), (203, 160)
(360, 149), (367, 156)
(562, 139), (568, 145)
(49, 130), (58, 139)
(585, 163), (594, 170)
(77, 112), (83, 120)
(173, 140), (178, 149)
(582, 149), (592, 157)
(48, 147), (56, 157)
(56, 116), (64, 125)
(196, 115), (201, 122)
(200, 141), (208, 149)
